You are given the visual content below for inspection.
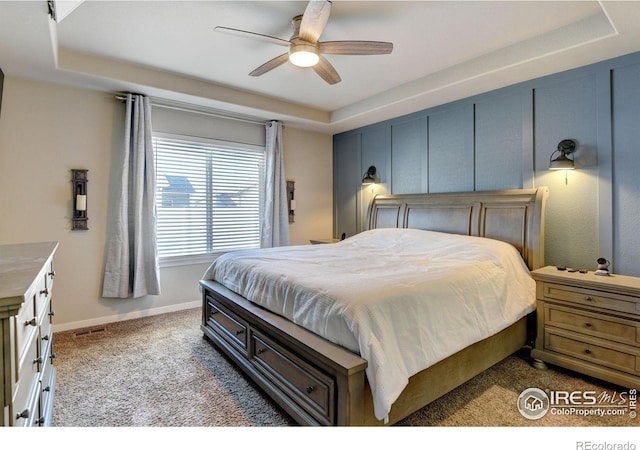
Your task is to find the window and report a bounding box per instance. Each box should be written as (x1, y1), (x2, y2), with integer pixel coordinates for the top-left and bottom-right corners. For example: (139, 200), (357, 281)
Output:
(153, 133), (265, 263)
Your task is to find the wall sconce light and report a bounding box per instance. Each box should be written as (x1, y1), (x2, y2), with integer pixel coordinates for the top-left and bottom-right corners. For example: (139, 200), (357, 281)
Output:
(71, 169), (88, 230)
(549, 139), (577, 170)
(287, 180), (295, 223)
(362, 166), (379, 184)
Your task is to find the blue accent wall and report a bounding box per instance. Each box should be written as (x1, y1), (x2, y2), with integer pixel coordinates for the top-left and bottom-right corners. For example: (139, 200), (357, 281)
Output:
(333, 51), (640, 276)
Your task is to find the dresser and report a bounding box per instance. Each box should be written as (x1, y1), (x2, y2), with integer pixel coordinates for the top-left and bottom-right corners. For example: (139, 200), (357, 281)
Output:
(531, 266), (640, 389)
(0, 242), (58, 426)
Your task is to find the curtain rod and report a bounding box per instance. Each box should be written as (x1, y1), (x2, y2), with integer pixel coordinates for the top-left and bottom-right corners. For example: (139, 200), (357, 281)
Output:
(114, 94), (269, 126)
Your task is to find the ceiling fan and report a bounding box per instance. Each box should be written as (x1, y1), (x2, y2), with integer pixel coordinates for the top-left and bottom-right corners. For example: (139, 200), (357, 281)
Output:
(215, 0), (393, 85)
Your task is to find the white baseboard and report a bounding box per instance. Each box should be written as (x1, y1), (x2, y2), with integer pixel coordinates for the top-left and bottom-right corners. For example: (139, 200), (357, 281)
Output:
(52, 300), (201, 333)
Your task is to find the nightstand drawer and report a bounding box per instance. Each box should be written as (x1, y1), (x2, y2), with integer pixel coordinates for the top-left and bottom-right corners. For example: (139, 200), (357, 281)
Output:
(543, 283), (640, 315)
(545, 330), (640, 376)
(545, 303), (640, 346)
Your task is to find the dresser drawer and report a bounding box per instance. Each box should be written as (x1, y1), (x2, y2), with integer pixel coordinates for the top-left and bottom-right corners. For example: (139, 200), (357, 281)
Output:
(542, 283), (640, 315)
(34, 268), (51, 323)
(14, 295), (37, 371)
(545, 330), (640, 376)
(205, 296), (248, 354)
(11, 333), (40, 426)
(545, 303), (640, 347)
(251, 332), (335, 423)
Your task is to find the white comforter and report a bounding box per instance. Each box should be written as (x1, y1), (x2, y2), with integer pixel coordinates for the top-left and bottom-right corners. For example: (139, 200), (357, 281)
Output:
(202, 228), (536, 422)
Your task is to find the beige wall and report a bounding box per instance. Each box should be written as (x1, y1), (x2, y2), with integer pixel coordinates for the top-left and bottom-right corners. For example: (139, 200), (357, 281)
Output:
(0, 77), (333, 331)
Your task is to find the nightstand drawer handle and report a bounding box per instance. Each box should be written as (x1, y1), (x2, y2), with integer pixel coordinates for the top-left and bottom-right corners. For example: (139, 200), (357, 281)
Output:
(584, 349), (592, 354)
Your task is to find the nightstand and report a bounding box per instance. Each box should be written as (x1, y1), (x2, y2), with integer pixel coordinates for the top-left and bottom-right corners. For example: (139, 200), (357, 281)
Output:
(531, 266), (640, 389)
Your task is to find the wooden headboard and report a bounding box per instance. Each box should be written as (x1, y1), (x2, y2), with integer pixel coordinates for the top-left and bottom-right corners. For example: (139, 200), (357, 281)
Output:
(366, 187), (549, 270)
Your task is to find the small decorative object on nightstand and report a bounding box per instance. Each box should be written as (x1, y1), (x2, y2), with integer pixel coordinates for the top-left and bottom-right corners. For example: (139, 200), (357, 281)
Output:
(531, 266), (640, 389)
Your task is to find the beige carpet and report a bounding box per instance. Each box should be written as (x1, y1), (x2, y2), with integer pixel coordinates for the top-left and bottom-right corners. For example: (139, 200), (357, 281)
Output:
(52, 307), (637, 427)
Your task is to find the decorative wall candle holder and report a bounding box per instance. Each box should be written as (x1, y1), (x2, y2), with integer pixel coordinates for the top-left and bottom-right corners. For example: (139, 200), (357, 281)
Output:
(71, 169), (88, 230)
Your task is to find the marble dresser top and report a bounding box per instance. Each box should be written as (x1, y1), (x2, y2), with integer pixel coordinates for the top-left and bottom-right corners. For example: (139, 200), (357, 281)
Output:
(0, 241), (58, 309)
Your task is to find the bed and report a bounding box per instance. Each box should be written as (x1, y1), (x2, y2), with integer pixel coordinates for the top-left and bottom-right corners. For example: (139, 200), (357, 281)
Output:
(199, 187), (548, 425)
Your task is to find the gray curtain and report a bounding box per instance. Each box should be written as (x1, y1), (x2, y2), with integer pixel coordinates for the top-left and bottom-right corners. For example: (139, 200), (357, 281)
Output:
(102, 93), (161, 298)
(261, 120), (289, 247)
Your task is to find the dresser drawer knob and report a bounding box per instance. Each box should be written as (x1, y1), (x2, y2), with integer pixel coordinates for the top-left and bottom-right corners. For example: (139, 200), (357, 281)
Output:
(42, 334), (50, 341)
(50, 352), (57, 360)
(235, 329), (245, 336)
(585, 295), (593, 301)
(36, 416), (45, 425)
(25, 317), (37, 327)
(584, 322), (592, 328)
(48, 310), (56, 317)
(48, 270), (55, 278)
(16, 409), (29, 420)
(43, 386), (51, 393)
(584, 349), (592, 355)
(33, 356), (43, 365)
(257, 348), (266, 355)
(306, 386), (316, 394)
(40, 288), (49, 296)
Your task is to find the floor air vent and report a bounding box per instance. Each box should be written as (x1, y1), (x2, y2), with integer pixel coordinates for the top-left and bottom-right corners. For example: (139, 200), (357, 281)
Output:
(73, 326), (107, 337)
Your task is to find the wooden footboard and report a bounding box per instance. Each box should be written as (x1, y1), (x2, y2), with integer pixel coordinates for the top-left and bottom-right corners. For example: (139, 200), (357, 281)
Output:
(200, 279), (528, 426)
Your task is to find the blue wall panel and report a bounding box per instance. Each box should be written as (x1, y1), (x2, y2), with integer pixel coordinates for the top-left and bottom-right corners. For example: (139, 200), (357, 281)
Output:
(333, 133), (361, 238)
(475, 92), (524, 190)
(428, 105), (474, 193)
(391, 117), (427, 194)
(534, 74), (599, 269)
(612, 62), (640, 276)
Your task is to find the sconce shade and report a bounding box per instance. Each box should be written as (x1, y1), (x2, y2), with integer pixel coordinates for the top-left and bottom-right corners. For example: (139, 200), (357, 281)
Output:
(549, 139), (577, 170)
(362, 166), (378, 184)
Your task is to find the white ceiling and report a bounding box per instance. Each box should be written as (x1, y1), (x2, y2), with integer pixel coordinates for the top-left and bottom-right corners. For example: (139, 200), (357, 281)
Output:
(2, 1), (640, 134)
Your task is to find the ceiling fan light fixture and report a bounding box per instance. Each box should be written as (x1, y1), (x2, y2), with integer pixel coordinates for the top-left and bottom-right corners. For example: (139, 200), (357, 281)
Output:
(289, 42), (319, 67)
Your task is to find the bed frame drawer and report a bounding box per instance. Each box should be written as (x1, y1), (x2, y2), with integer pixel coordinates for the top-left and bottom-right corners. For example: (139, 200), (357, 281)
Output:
(205, 296), (248, 354)
(251, 331), (335, 424)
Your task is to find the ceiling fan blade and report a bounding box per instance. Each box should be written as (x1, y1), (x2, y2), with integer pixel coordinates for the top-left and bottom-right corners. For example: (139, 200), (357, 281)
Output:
(249, 53), (290, 77)
(299, 0), (332, 43)
(215, 26), (290, 47)
(319, 41), (393, 55)
(313, 55), (341, 85)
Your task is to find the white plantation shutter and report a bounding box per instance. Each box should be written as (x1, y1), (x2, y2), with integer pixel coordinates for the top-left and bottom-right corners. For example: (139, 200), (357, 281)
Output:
(153, 133), (264, 260)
